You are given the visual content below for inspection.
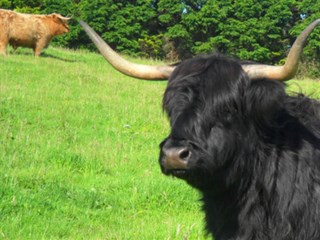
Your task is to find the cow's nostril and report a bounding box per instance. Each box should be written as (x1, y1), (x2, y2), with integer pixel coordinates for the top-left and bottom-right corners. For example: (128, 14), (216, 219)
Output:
(179, 149), (191, 161)
(161, 146), (189, 170)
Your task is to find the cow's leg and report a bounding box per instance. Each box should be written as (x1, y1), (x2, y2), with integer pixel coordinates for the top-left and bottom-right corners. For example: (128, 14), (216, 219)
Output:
(0, 38), (8, 55)
(33, 43), (42, 56)
(33, 46), (42, 56)
(12, 44), (18, 51)
(34, 39), (48, 56)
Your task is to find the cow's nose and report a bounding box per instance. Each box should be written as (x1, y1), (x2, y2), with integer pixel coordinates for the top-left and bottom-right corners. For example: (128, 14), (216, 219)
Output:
(162, 147), (191, 170)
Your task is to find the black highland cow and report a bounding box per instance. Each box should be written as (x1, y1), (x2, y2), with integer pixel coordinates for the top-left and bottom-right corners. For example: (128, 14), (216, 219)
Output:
(160, 54), (320, 239)
(79, 19), (320, 239)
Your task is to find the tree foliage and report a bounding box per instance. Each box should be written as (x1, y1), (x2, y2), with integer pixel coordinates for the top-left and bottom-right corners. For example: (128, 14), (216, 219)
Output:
(0, 0), (319, 76)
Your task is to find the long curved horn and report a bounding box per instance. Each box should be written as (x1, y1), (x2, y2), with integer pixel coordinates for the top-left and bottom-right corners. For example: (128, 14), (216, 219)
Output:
(79, 20), (174, 80)
(80, 19), (320, 81)
(243, 19), (320, 81)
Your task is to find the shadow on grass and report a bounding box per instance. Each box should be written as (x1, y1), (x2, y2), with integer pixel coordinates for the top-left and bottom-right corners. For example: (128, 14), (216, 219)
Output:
(8, 49), (78, 63)
(41, 52), (78, 63)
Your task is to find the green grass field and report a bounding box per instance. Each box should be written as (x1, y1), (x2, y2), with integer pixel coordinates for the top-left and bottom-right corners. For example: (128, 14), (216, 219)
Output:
(1, 47), (319, 239)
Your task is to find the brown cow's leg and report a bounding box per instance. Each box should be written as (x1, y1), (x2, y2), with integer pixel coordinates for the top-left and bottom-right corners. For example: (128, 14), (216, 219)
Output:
(34, 37), (52, 57)
(12, 45), (18, 51)
(34, 41), (43, 56)
(0, 38), (8, 55)
(33, 46), (42, 56)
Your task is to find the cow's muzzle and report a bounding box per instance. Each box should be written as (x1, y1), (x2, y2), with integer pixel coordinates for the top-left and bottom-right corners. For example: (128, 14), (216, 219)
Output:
(160, 143), (192, 178)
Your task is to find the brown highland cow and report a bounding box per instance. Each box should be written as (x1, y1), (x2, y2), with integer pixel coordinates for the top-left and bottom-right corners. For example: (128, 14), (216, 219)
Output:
(0, 9), (70, 56)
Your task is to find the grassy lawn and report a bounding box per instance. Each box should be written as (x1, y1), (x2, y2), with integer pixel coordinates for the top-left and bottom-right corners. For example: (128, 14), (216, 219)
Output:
(0, 48), (207, 239)
(1, 47), (319, 239)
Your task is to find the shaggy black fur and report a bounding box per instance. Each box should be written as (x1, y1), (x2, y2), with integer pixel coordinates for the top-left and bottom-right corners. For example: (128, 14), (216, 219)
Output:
(159, 54), (320, 240)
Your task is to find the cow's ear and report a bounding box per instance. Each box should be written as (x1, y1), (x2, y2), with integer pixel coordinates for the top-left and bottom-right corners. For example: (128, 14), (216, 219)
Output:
(246, 79), (286, 127)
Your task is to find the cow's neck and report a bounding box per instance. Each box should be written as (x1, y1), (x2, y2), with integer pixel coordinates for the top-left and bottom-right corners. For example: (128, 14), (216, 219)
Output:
(201, 188), (240, 240)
